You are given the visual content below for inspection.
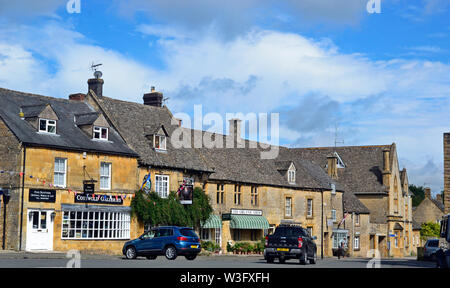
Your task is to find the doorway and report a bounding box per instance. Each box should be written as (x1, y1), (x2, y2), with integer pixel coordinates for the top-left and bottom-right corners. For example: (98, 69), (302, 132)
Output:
(26, 209), (54, 251)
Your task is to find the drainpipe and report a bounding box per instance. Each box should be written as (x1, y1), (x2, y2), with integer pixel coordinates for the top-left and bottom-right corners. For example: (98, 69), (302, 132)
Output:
(321, 189), (324, 259)
(19, 146), (26, 251)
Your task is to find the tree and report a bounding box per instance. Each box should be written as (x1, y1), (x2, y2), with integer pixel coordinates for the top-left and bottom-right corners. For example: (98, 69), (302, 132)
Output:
(409, 184), (425, 207)
(420, 222), (440, 239)
(131, 187), (213, 229)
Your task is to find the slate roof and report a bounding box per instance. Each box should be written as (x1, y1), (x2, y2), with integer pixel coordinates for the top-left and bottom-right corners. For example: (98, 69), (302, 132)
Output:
(431, 198), (445, 212)
(95, 96), (213, 173)
(342, 192), (371, 214)
(289, 145), (395, 195)
(74, 112), (100, 126)
(95, 95), (340, 191)
(0, 88), (138, 157)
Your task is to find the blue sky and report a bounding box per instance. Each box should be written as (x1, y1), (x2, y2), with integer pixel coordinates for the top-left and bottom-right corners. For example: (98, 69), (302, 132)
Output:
(0, 0), (449, 194)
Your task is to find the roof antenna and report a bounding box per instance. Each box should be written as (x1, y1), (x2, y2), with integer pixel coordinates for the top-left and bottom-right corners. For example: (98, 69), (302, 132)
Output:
(90, 62), (103, 79)
(163, 97), (170, 106)
(334, 123), (344, 151)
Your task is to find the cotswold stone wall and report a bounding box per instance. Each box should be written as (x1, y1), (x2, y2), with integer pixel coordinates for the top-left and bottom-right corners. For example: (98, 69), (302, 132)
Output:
(0, 118), (23, 250)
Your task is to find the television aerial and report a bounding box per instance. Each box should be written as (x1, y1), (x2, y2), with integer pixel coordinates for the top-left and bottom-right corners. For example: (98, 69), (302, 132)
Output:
(90, 62), (103, 79)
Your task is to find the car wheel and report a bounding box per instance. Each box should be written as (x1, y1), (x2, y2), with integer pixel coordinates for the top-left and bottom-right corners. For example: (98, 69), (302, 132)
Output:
(266, 257), (274, 263)
(278, 257), (286, 264)
(299, 251), (307, 265)
(125, 246), (137, 260)
(146, 255), (157, 260)
(165, 246), (177, 260)
(309, 250), (317, 264)
(185, 254), (197, 261)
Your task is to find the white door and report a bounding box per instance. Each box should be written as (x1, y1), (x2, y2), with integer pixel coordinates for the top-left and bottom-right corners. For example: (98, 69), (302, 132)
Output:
(26, 210), (54, 251)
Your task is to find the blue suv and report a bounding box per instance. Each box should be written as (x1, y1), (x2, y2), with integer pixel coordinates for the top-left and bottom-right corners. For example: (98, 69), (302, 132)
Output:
(123, 226), (201, 260)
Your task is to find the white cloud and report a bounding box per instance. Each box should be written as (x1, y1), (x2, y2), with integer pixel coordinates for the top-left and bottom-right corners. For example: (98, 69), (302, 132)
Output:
(0, 21), (448, 192)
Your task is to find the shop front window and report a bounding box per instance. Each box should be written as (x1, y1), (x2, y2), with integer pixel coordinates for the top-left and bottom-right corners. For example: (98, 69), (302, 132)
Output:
(62, 210), (130, 240)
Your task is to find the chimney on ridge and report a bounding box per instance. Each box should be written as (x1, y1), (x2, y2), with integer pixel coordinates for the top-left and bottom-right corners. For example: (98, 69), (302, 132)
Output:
(143, 86), (163, 107)
(425, 187), (431, 199)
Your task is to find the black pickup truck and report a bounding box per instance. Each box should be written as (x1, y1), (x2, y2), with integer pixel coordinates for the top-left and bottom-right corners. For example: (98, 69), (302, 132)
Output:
(264, 224), (317, 265)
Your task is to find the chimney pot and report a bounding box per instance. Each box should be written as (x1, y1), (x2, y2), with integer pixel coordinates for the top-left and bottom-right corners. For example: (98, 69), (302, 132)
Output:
(425, 187), (431, 199)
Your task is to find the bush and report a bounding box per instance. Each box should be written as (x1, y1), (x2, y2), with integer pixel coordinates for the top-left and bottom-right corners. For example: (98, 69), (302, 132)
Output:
(420, 222), (440, 239)
(131, 187), (213, 229)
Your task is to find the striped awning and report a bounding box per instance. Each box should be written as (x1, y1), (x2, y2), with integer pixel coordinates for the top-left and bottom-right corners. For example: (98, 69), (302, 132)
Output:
(230, 215), (269, 230)
(201, 214), (222, 229)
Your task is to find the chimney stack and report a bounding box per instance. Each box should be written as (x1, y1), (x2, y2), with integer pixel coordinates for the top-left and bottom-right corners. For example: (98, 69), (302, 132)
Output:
(436, 193), (442, 203)
(143, 86), (163, 107)
(444, 133), (450, 214)
(424, 187), (431, 199)
(228, 119), (242, 146)
(382, 148), (391, 188)
(69, 93), (86, 101)
(88, 78), (104, 98)
(327, 154), (338, 180)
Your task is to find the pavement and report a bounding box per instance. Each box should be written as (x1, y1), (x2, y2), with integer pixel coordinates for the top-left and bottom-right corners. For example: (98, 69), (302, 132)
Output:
(0, 250), (437, 268)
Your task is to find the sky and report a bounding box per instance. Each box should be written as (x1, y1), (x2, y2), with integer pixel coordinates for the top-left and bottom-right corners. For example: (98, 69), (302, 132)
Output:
(0, 0), (449, 195)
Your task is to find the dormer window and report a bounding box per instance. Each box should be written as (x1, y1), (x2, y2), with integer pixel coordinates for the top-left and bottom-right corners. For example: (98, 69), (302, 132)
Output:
(39, 118), (56, 134)
(154, 135), (166, 150)
(93, 126), (108, 141)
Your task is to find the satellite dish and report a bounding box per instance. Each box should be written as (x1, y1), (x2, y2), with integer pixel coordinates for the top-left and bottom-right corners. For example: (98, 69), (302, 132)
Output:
(94, 70), (103, 79)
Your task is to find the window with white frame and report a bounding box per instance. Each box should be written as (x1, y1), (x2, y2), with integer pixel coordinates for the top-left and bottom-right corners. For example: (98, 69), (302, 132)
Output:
(100, 162), (111, 190)
(354, 235), (360, 250)
(288, 169), (295, 183)
(285, 197), (292, 218)
(93, 126), (108, 141)
(39, 118), (56, 134)
(155, 175), (169, 198)
(61, 210), (130, 239)
(331, 209), (337, 222)
(307, 199), (313, 218)
(215, 228), (221, 245)
(154, 135), (167, 150)
(54, 158), (67, 188)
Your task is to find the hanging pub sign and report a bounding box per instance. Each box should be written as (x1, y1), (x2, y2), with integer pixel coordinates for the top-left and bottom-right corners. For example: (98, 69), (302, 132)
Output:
(74, 193), (123, 205)
(29, 189), (56, 203)
(177, 177), (194, 205)
(83, 183), (95, 194)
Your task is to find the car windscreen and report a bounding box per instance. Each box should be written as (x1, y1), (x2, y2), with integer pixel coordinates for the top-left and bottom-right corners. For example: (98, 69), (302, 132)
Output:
(180, 228), (198, 237)
(428, 240), (439, 247)
(273, 227), (305, 237)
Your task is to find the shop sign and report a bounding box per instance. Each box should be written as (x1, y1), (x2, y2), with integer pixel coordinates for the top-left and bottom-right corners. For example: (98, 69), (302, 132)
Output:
(83, 183), (95, 194)
(230, 209), (263, 216)
(222, 213), (232, 221)
(74, 193), (123, 205)
(29, 189), (56, 203)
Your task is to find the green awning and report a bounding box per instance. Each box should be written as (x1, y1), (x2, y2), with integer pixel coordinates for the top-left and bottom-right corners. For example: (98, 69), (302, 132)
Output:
(230, 215), (269, 230)
(201, 214), (222, 229)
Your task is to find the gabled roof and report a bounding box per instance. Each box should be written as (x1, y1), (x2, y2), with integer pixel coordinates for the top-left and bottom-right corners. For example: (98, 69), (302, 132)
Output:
(74, 112), (101, 126)
(94, 95), (340, 190)
(289, 145), (395, 195)
(0, 88), (138, 157)
(431, 198), (445, 213)
(21, 104), (50, 118)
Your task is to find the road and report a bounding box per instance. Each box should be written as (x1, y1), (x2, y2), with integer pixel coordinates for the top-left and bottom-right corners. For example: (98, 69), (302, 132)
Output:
(0, 253), (437, 268)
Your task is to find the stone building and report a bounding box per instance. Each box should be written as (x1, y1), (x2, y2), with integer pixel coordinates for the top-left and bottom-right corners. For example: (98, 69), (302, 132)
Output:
(0, 85), (141, 253)
(289, 145), (414, 257)
(412, 187), (445, 227)
(0, 76), (413, 258)
(80, 80), (344, 258)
